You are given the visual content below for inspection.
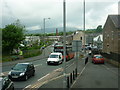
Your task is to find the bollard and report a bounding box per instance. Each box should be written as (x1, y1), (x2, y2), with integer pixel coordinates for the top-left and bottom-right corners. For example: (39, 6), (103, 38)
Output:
(75, 68), (77, 78)
(70, 73), (73, 84)
(73, 71), (75, 80)
(67, 76), (70, 88)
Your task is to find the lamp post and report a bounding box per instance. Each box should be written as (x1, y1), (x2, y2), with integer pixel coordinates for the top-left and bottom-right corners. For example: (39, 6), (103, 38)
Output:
(83, 0), (86, 53)
(43, 18), (50, 57)
(63, 0), (67, 88)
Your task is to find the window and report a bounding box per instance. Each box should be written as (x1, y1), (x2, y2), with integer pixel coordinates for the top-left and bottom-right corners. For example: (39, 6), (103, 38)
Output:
(59, 55), (61, 59)
(80, 37), (82, 40)
(49, 55), (58, 58)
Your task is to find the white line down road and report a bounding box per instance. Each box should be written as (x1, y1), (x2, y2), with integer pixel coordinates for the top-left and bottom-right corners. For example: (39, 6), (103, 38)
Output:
(23, 68), (63, 89)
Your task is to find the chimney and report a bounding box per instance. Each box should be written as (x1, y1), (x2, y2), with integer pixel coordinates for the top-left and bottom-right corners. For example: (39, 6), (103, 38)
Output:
(56, 28), (58, 36)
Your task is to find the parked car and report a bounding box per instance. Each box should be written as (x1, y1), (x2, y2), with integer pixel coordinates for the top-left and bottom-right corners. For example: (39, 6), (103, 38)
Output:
(47, 52), (63, 65)
(0, 75), (14, 90)
(92, 55), (104, 64)
(8, 63), (35, 81)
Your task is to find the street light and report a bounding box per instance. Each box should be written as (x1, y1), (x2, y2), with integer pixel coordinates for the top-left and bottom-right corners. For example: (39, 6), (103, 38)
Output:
(43, 18), (50, 57)
(63, 0), (67, 88)
(83, 0), (86, 53)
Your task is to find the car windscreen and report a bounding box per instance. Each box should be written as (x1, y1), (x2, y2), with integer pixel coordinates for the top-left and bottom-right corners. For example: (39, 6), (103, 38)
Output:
(95, 56), (103, 58)
(13, 64), (28, 71)
(49, 55), (58, 58)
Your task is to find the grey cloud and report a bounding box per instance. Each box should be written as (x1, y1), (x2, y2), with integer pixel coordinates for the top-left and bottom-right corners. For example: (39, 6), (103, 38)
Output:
(1, 0), (118, 30)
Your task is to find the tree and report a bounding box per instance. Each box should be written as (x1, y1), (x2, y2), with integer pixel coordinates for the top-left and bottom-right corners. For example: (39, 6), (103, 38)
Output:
(96, 25), (102, 33)
(2, 19), (25, 54)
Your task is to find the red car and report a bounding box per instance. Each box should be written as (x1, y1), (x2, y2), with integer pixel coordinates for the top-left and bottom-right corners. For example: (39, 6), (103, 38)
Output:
(92, 55), (104, 64)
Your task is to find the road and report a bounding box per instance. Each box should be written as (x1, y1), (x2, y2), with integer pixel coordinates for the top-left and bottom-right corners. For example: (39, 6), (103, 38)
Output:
(1, 46), (78, 89)
(1, 46), (119, 89)
(40, 54), (119, 88)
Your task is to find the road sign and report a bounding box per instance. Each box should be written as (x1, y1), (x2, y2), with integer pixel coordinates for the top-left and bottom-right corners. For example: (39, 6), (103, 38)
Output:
(72, 40), (82, 52)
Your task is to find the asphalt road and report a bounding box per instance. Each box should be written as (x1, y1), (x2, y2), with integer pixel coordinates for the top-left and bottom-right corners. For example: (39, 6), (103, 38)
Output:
(40, 55), (119, 89)
(1, 46), (78, 89)
(1, 46), (119, 89)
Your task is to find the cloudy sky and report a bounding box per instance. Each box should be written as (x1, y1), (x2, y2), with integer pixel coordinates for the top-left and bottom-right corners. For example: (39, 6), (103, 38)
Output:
(1, 0), (119, 31)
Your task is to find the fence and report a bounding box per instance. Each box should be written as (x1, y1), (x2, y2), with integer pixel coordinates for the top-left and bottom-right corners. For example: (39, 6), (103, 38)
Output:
(101, 52), (120, 63)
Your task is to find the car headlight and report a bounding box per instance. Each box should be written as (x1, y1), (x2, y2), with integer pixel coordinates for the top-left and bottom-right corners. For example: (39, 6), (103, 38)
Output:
(20, 72), (25, 76)
(8, 71), (11, 75)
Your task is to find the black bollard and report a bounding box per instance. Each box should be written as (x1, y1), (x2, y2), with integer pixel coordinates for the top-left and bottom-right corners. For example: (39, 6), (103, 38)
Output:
(70, 73), (72, 84)
(75, 68), (77, 78)
(73, 71), (75, 80)
(67, 76), (70, 88)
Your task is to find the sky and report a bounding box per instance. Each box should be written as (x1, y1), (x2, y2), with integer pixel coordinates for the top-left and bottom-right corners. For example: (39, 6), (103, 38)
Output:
(1, 0), (119, 31)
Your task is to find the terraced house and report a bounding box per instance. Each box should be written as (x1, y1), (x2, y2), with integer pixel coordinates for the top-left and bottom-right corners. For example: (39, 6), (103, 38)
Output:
(103, 15), (120, 64)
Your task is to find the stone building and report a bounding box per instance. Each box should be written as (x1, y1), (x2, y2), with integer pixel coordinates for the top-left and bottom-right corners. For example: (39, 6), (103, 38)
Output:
(103, 15), (120, 62)
(73, 30), (85, 46)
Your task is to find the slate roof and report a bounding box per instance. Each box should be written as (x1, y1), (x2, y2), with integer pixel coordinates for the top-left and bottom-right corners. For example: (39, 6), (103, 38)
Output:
(109, 15), (120, 28)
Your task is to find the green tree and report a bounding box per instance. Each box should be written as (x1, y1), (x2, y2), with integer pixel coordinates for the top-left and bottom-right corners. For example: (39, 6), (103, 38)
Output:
(2, 19), (25, 54)
(96, 25), (102, 33)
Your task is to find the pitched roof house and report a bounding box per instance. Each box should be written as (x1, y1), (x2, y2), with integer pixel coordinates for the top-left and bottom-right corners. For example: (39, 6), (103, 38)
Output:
(103, 15), (120, 62)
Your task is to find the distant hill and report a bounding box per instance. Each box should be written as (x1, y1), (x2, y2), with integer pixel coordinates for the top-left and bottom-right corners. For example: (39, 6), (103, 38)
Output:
(25, 27), (79, 34)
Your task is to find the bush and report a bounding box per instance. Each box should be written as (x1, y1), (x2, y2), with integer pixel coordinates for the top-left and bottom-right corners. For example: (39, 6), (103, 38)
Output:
(2, 49), (42, 62)
(23, 49), (42, 58)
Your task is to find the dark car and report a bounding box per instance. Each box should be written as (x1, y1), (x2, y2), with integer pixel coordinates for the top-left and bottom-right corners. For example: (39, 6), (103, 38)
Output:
(0, 75), (14, 90)
(8, 63), (35, 81)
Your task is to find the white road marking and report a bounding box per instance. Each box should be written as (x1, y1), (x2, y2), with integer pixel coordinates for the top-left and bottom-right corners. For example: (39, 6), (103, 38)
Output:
(35, 64), (42, 67)
(66, 62), (75, 69)
(103, 65), (110, 70)
(71, 62), (89, 88)
(102, 65), (119, 76)
(1, 71), (9, 76)
(54, 68), (63, 72)
(24, 85), (31, 89)
(38, 73), (50, 81)
(0, 73), (4, 76)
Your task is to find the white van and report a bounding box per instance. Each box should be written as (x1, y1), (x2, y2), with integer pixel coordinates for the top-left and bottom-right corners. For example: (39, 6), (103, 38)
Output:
(47, 53), (63, 65)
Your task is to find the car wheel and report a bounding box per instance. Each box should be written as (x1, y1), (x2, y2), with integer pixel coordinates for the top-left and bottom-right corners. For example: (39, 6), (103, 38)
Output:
(12, 86), (14, 90)
(32, 72), (35, 76)
(47, 62), (50, 65)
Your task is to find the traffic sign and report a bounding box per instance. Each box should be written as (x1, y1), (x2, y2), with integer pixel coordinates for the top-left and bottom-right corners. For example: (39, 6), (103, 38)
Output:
(72, 40), (82, 52)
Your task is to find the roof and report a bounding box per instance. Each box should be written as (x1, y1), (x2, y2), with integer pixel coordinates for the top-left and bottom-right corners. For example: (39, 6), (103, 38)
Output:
(18, 63), (31, 65)
(93, 34), (103, 42)
(109, 15), (120, 28)
(50, 52), (62, 55)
